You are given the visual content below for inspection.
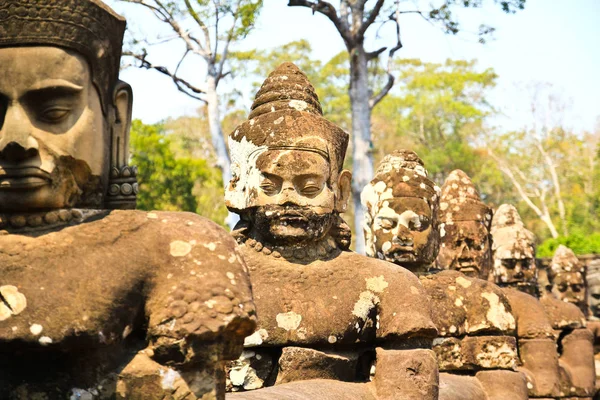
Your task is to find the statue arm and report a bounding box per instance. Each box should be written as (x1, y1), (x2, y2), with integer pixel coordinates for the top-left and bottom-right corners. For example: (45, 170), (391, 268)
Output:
(117, 212), (256, 399)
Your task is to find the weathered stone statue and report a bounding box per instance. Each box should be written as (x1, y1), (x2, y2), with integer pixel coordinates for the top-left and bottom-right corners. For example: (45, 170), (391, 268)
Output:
(0, 1), (256, 398)
(362, 155), (527, 400)
(491, 205), (595, 398)
(435, 170), (493, 280)
(541, 245), (595, 399)
(546, 245), (588, 315)
(224, 63), (439, 400)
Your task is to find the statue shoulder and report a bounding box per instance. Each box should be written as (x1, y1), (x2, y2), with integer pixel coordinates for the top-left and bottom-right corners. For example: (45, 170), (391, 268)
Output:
(420, 271), (515, 337)
(540, 295), (586, 330)
(340, 254), (438, 341)
(502, 288), (555, 339)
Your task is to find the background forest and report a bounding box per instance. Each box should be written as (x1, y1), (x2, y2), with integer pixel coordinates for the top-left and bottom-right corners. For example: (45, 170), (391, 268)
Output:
(112, 0), (600, 257)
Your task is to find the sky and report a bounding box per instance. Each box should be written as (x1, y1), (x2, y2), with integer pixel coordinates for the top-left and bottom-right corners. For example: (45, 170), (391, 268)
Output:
(106, 0), (600, 134)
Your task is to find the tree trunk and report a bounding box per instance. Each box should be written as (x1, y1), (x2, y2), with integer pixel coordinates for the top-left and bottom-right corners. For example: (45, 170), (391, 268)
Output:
(349, 46), (373, 254)
(206, 71), (238, 229)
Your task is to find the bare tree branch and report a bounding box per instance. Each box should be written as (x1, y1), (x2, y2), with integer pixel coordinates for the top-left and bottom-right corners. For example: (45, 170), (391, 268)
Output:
(369, 4), (403, 109)
(357, 0), (385, 39)
(123, 50), (208, 103)
(488, 149), (559, 238)
(184, 0), (213, 60)
(287, 0), (353, 47)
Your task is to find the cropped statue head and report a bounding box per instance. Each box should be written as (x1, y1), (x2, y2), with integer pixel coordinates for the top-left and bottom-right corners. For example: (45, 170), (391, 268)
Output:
(0, 0), (136, 213)
(225, 62), (352, 254)
(587, 259), (600, 319)
(549, 245), (586, 312)
(435, 170), (493, 279)
(361, 150), (440, 273)
(491, 204), (537, 295)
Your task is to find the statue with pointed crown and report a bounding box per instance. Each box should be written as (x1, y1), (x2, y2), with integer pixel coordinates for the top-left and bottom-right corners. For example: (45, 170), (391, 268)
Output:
(490, 205), (595, 398)
(362, 156), (527, 400)
(539, 245), (596, 398)
(0, 1), (256, 398)
(435, 170), (493, 279)
(225, 63), (439, 399)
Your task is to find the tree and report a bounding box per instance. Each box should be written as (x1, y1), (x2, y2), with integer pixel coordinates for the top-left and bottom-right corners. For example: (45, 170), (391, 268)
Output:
(117, 0), (262, 228)
(130, 120), (227, 224)
(287, 0), (525, 253)
(372, 59), (497, 183)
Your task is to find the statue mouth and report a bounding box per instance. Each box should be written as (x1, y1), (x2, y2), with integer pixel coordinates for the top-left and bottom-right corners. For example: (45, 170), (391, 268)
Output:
(0, 167), (52, 190)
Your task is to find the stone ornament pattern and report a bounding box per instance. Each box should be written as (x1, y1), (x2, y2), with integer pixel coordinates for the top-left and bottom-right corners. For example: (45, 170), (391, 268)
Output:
(106, 165), (139, 209)
(438, 169), (492, 224)
(0, 0), (125, 116)
(0, 209), (106, 232)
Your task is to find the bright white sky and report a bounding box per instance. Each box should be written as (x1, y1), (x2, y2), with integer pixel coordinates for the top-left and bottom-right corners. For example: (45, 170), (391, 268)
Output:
(106, 0), (600, 134)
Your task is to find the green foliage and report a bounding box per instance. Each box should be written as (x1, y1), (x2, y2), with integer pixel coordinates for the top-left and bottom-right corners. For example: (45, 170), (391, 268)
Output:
(537, 233), (600, 257)
(372, 58), (498, 186)
(129, 120), (228, 225)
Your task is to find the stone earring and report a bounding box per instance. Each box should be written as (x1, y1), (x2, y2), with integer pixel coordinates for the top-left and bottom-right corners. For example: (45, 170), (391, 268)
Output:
(105, 165), (138, 209)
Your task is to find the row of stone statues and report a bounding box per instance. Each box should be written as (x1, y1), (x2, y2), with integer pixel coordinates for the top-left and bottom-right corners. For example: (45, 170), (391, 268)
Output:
(0, 1), (597, 399)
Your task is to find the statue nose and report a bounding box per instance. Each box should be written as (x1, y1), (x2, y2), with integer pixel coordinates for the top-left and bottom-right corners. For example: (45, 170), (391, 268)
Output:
(0, 105), (39, 163)
(276, 184), (301, 206)
(393, 224), (413, 245)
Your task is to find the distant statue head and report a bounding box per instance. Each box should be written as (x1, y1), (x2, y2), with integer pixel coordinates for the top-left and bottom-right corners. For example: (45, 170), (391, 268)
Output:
(435, 170), (493, 279)
(226, 62), (352, 256)
(549, 245), (587, 313)
(0, 0), (136, 214)
(586, 259), (600, 319)
(361, 150), (440, 274)
(491, 204), (537, 295)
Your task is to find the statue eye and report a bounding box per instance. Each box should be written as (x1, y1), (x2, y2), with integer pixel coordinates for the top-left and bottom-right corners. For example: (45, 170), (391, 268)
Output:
(410, 216), (430, 232)
(300, 181), (322, 196)
(41, 106), (70, 122)
(259, 178), (279, 195)
(378, 217), (396, 230)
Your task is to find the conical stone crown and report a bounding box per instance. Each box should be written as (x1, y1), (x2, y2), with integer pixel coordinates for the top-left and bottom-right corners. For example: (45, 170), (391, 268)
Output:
(249, 62), (322, 119)
(439, 170), (492, 224)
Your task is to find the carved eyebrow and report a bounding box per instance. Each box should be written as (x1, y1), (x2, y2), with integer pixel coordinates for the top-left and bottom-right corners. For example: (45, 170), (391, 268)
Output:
(294, 173), (323, 181)
(28, 79), (84, 92)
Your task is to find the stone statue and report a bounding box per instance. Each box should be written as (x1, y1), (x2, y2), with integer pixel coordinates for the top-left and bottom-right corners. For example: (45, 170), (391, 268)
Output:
(0, 1), (256, 398)
(224, 63), (439, 400)
(540, 245), (595, 399)
(435, 170), (493, 280)
(584, 256), (600, 398)
(547, 245), (588, 315)
(491, 205), (595, 398)
(362, 155), (527, 400)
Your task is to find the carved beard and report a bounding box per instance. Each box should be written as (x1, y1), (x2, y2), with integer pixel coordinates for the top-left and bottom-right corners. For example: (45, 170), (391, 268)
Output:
(252, 204), (334, 246)
(0, 155), (104, 212)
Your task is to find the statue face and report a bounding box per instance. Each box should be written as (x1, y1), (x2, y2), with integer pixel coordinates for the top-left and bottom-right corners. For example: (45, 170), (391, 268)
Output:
(370, 196), (435, 266)
(551, 272), (585, 305)
(437, 221), (491, 278)
(0, 47), (109, 211)
(251, 149), (336, 245)
(493, 244), (537, 291)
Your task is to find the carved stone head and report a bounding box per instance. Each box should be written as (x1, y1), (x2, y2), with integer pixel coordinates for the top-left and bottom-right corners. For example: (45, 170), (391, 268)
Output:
(549, 245), (586, 312)
(226, 63), (352, 253)
(435, 170), (493, 279)
(361, 150), (440, 273)
(586, 258), (600, 319)
(0, 0), (136, 213)
(491, 204), (537, 295)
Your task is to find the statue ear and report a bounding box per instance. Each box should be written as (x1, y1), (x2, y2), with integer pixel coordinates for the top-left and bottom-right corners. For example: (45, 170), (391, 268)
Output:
(110, 81), (133, 169)
(335, 170), (352, 213)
